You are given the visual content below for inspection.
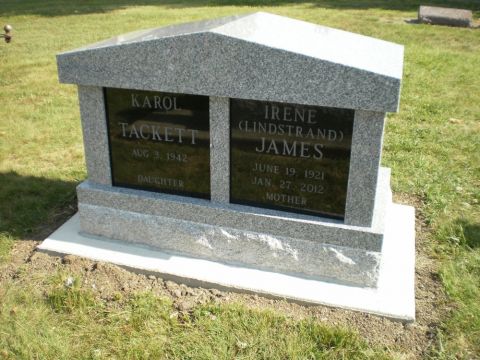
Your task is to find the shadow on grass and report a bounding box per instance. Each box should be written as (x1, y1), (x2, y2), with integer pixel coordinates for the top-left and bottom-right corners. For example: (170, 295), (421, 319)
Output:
(1, 0), (479, 18)
(455, 219), (480, 249)
(0, 171), (79, 240)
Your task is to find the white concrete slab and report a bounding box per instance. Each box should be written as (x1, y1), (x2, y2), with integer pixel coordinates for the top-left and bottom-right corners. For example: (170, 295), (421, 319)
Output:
(38, 203), (415, 321)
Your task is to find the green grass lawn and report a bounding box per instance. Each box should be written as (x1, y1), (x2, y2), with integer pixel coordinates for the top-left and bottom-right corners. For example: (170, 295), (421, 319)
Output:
(1, 280), (389, 359)
(1, 0), (479, 358)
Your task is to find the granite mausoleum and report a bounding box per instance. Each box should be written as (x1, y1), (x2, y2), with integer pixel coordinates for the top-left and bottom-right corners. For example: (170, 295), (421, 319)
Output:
(44, 12), (415, 319)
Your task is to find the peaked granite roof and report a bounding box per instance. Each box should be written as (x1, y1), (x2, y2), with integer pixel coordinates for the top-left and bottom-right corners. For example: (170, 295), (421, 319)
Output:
(57, 12), (404, 112)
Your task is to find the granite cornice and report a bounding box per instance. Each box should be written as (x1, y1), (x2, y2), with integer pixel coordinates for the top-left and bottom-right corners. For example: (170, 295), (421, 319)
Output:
(58, 32), (401, 112)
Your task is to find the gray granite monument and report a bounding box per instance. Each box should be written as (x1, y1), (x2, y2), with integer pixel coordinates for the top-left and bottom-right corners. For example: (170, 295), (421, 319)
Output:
(48, 13), (415, 316)
(418, 6), (473, 27)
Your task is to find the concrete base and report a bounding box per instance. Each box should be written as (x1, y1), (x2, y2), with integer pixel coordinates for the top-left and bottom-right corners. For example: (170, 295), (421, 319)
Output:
(38, 202), (415, 321)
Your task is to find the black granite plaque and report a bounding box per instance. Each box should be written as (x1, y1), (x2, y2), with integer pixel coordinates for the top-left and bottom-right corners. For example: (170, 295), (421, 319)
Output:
(105, 88), (210, 199)
(230, 99), (354, 219)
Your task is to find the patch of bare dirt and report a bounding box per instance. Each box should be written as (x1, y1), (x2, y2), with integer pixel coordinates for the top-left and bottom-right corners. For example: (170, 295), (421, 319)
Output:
(0, 196), (452, 359)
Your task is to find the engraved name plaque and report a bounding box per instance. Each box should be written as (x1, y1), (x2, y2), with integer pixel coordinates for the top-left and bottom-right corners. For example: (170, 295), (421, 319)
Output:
(105, 88), (210, 199)
(230, 99), (354, 219)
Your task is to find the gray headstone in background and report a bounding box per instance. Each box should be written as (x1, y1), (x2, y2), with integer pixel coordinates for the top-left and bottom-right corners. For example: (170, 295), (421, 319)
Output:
(418, 6), (473, 28)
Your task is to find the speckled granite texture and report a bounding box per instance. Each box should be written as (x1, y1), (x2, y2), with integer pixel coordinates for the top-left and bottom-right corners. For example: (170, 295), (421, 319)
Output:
(77, 167), (392, 253)
(77, 87), (387, 226)
(78, 203), (381, 287)
(209, 97), (230, 203)
(58, 13), (409, 289)
(370, 168), (392, 232)
(58, 12), (403, 113)
(344, 110), (386, 226)
(76, 166), (392, 287)
(78, 86), (111, 185)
